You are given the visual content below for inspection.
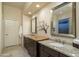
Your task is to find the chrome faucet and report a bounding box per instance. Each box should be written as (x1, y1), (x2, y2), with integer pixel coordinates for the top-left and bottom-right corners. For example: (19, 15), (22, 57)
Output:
(55, 38), (65, 44)
(50, 38), (65, 44)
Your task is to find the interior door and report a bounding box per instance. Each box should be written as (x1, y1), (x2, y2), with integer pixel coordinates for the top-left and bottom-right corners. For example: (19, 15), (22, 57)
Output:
(4, 19), (19, 47)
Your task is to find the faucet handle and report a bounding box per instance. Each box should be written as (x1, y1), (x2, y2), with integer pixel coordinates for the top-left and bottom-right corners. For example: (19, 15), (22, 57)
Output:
(62, 41), (65, 44)
(56, 38), (61, 42)
(55, 38), (58, 42)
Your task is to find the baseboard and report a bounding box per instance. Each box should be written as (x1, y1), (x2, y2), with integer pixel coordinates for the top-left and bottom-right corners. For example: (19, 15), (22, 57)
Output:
(4, 44), (22, 48)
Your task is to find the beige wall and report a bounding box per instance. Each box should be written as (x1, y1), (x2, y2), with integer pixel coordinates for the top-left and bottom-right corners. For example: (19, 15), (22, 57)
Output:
(0, 2), (3, 54)
(3, 4), (22, 46)
(76, 3), (79, 38)
(23, 15), (31, 35)
(3, 5), (22, 25)
(32, 2), (63, 35)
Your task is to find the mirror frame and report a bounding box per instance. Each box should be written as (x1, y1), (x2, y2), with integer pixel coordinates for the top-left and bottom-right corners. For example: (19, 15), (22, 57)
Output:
(51, 2), (76, 38)
(31, 17), (37, 34)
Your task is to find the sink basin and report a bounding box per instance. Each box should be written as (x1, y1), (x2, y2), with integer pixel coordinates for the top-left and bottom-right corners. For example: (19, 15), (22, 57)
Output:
(49, 43), (64, 48)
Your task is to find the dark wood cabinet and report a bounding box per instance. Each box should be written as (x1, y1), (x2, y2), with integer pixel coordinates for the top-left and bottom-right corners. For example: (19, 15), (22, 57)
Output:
(39, 44), (59, 57)
(39, 43), (69, 57)
(73, 43), (79, 49)
(24, 37), (39, 57)
(24, 36), (69, 57)
(59, 52), (69, 57)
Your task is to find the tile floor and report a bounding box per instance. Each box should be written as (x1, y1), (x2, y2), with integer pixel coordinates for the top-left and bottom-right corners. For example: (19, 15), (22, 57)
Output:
(0, 46), (30, 57)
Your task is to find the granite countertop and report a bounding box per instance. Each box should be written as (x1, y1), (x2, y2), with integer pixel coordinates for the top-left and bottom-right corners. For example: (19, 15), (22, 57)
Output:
(39, 40), (79, 57)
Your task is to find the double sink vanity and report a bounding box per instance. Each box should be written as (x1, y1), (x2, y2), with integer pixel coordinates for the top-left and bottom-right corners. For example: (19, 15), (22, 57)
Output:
(23, 2), (79, 57)
(24, 34), (79, 57)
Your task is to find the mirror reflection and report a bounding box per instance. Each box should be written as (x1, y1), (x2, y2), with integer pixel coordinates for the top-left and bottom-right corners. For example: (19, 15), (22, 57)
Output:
(51, 3), (76, 38)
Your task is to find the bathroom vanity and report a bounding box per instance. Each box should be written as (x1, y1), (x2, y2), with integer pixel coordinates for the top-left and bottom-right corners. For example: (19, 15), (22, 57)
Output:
(39, 42), (69, 57)
(23, 34), (79, 57)
(38, 39), (79, 57)
(24, 34), (79, 57)
(24, 34), (48, 57)
(24, 36), (38, 57)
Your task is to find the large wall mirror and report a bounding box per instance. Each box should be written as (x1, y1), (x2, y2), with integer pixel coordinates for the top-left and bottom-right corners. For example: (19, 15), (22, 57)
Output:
(51, 2), (76, 38)
(31, 17), (37, 34)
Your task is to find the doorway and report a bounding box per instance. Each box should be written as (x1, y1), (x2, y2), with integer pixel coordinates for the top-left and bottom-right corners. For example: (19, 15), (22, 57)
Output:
(4, 19), (21, 48)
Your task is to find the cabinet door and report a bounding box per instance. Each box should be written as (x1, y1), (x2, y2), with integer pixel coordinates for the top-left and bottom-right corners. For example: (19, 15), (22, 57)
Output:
(28, 39), (38, 57)
(40, 50), (51, 57)
(24, 37), (30, 50)
(24, 37), (28, 49)
(30, 39), (37, 57)
(32, 40), (37, 56)
(39, 43), (69, 57)
(28, 47), (34, 56)
(39, 44), (50, 57)
(39, 44), (59, 57)
(59, 52), (69, 57)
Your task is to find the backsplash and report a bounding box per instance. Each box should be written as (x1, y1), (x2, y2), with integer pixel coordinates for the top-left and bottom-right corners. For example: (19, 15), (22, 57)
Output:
(48, 35), (74, 45)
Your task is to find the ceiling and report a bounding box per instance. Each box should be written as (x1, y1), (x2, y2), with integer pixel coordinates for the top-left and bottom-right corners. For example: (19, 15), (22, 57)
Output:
(23, 2), (50, 16)
(3, 2), (50, 16)
(3, 2), (26, 9)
